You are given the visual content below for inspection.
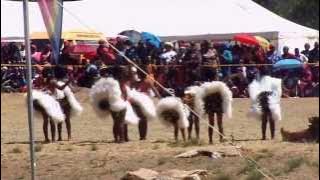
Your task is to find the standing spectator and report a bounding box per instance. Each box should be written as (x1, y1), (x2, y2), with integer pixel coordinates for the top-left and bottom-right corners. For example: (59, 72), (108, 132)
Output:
(184, 42), (202, 85)
(281, 46), (295, 59)
(40, 44), (52, 65)
(301, 43), (311, 59)
(266, 45), (280, 64)
(298, 66), (313, 97)
(252, 45), (266, 64)
(96, 39), (116, 65)
(159, 42), (177, 64)
(202, 44), (220, 81)
(309, 42), (319, 63)
(294, 48), (308, 63)
(20, 43), (25, 62)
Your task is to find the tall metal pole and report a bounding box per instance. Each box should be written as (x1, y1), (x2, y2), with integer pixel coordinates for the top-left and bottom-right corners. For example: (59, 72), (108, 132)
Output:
(22, 0), (36, 179)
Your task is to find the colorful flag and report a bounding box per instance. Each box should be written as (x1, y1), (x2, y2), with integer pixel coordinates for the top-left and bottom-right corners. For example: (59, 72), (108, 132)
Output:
(37, 0), (63, 64)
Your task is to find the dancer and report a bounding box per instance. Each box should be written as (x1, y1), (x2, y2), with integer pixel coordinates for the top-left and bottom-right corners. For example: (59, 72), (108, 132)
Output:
(129, 67), (159, 140)
(90, 77), (139, 143)
(195, 81), (232, 144)
(44, 76), (83, 141)
(29, 90), (65, 143)
(156, 97), (190, 142)
(248, 68), (282, 140)
(183, 85), (201, 141)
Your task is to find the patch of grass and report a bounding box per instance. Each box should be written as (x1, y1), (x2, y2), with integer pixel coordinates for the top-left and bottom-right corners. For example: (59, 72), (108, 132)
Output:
(91, 144), (98, 151)
(11, 147), (22, 154)
(271, 167), (284, 177)
(284, 157), (305, 173)
(35, 144), (43, 152)
(215, 172), (232, 180)
(182, 139), (205, 147)
(168, 139), (205, 148)
(152, 144), (160, 150)
(66, 146), (73, 152)
(238, 161), (256, 175)
(246, 169), (263, 180)
(157, 157), (168, 166)
(253, 151), (274, 161)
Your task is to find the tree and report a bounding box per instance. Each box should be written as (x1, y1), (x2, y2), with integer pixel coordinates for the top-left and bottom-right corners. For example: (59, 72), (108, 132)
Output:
(253, 0), (319, 30)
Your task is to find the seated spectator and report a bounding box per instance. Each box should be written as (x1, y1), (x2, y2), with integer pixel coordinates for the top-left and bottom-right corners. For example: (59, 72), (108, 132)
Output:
(294, 48), (308, 63)
(281, 46), (295, 59)
(309, 42), (319, 63)
(301, 43), (311, 59)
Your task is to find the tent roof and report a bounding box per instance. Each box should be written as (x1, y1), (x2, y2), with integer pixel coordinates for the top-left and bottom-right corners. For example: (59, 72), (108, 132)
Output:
(1, 0), (319, 38)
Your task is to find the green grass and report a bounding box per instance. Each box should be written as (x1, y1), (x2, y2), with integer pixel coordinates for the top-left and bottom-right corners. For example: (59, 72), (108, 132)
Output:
(238, 161), (256, 175)
(284, 157), (305, 173)
(246, 169), (264, 180)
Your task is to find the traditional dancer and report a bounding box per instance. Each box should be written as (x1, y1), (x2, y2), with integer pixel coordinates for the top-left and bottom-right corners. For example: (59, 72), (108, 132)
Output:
(195, 81), (232, 144)
(44, 76), (83, 141)
(129, 67), (159, 140)
(248, 68), (282, 140)
(156, 97), (190, 142)
(90, 77), (139, 143)
(126, 88), (156, 140)
(29, 90), (65, 143)
(183, 85), (201, 141)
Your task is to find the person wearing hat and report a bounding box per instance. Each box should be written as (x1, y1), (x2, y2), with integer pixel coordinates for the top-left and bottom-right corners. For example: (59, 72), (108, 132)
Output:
(159, 42), (177, 64)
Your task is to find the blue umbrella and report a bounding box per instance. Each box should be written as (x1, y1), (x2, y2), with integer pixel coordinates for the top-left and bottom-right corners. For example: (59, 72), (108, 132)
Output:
(141, 32), (161, 48)
(273, 59), (303, 71)
(119, 30), (141, 45)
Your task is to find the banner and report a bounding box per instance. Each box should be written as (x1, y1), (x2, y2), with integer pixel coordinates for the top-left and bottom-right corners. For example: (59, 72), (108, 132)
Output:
(38, 0), (63, 64)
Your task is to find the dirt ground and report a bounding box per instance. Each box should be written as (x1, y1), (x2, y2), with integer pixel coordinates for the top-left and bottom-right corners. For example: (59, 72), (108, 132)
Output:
(1, 90), (319, 180)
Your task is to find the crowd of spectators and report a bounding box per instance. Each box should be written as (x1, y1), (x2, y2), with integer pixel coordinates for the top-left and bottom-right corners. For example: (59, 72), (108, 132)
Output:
(1, 38), (319, 97)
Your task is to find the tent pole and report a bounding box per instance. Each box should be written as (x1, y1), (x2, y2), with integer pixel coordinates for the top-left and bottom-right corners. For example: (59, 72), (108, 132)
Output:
(22, 0), (36, 180)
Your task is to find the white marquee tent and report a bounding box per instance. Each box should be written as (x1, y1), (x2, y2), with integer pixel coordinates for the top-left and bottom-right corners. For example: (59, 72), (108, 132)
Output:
(1, 0), (319, 52)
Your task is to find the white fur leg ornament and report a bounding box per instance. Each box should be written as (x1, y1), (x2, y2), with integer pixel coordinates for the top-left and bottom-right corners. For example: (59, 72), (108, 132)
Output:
(247, 76), (282, 121)
(89, 78), (126, 119)
(27, 90), (65, 123)
(156, 97), (190, 129)
(127, 88), (156, 121)
(195, 81), (233, 119)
